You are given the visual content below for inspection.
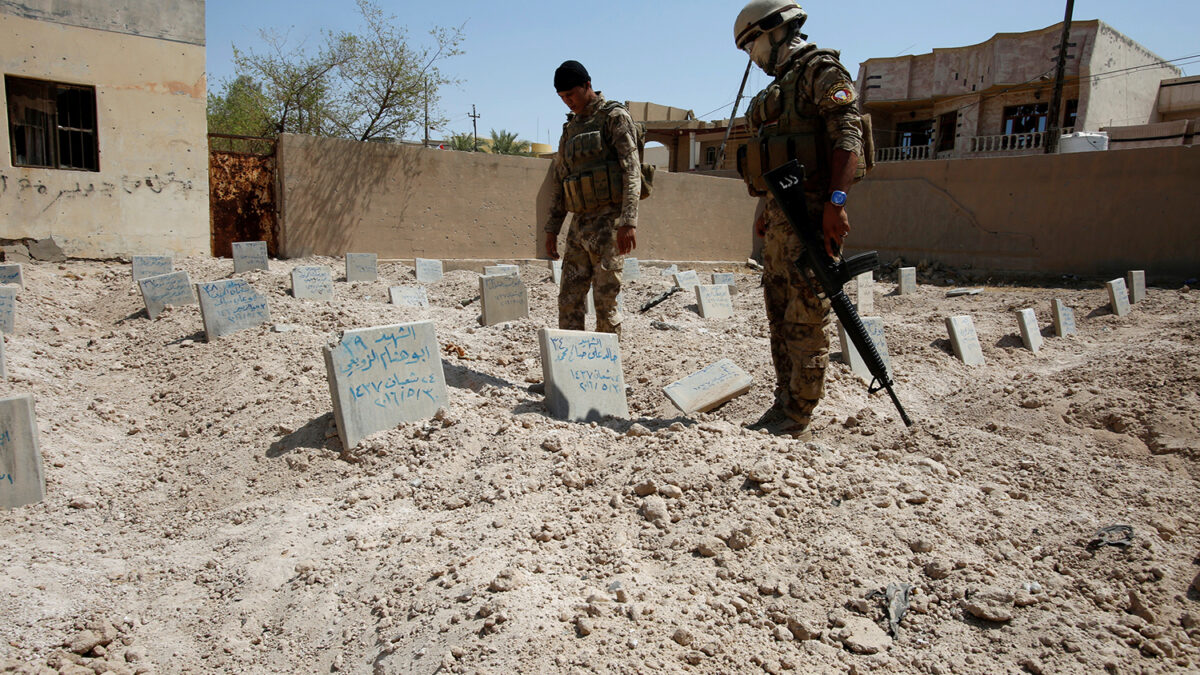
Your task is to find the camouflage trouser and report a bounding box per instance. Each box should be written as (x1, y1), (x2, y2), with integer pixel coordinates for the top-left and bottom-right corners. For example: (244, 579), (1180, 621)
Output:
(559, 207), (623, 336)
(761, 197), (832, 424)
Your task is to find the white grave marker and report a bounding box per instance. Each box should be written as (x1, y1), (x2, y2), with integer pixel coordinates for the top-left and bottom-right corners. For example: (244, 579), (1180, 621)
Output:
(585, 287), (595, 316)
(712, 272), (735, 287)
(414, 258), (443, 283)
(946, 315), (985, 366)
(660, 264), (679, 277)
(0, 393), (44, 509)
(622, 257), (640, 280)
(345, 253), (379, 282)
(480, 274), (529, 326)
(1052, 299), (1077, 337)
(837, 316), (892, 382)
(946, 287), (983, 297)
(673, 270), (700, 290)
(663, 359), (753, 414)
(1015, 308), (1043, 354)
(539, 328), (629, 422)
(291, 266), (334, 301)
(0, 286), (16, 334)
(1106, 278), (1130, 317)
(484, 264), (519, 277)
(231, 241), (269, 273)
(196, 279), (271, 340)
(695, 284), (734, 319)
(898, 267), (916, 295)
(131, 256), (172, 282)
(389, 286), (429, 307)
(138, 271), (196, 320)
(855, 271), (875, 314)
(550, 260), (562, 285)
(1127, 270), (1146, 304)
(0, 264), (24, 288)
(324, 321), (448, 449)
(0, 338), (6, 380)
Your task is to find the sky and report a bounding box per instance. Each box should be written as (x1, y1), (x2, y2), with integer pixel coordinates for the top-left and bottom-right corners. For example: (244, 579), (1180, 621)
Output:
(205, 0), (1200, 146)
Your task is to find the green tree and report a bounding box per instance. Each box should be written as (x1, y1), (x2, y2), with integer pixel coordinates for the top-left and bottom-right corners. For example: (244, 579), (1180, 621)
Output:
(487, 129), (531, 156)
(446, 132), (481, 152)
(206, 75), (273, 138)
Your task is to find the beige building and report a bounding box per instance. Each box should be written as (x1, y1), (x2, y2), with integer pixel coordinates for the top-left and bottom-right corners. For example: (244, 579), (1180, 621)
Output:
(858, 20), (1183, 160)
(1, 0), (209, 258)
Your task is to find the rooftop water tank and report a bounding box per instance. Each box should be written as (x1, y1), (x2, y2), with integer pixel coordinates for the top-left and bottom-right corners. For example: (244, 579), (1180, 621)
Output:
(1058, 131), (1109, 153)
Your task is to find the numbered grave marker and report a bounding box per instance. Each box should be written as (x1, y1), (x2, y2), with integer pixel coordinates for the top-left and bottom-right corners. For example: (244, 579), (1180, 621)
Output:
(550, 260), (562, 285)
(673, 270), (700, 290)
(1106, 278), (1130, 317)
(1052, 299), (1077, 337)
(898, 267), (916, 295)
(1126, 270), (1145, 304)
(0, 264), (24, 288)
(389, 286), (429, 307)
(196, 279), (271, 340)
(291, 266), (334, 301)
(622, 257), (640, 281)
(660, 264), (678, 277)
(139, 271), (196, 320)
(695, 284), (734, 319)
(1015, 308), (1043, 353)
(480, 274), (529, 326)
(0, 287), (16, 334)
(484, 264), (519, 277)
(855, 271), (874, 315)
(837, 317), (892, 382)
(663, 359), (752, 414)
(414, 258), (443, 283)
(539, 328), (629, 422)
(231, 241), (269, 273)
(345, 253), (378, 282)
(131, 256), (172, 282)
(0, 394), (44, 510)
(946, 315), (985, 366)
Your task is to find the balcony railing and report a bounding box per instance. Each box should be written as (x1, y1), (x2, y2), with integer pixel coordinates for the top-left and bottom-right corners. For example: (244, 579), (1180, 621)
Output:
(967, 128), (1074, 155)
(875, 144), (932, 163)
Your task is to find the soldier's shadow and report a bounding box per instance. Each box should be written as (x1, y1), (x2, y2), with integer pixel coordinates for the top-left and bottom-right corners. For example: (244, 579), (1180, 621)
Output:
(443, 362), (514, 391)
(266, 413), (338, 458)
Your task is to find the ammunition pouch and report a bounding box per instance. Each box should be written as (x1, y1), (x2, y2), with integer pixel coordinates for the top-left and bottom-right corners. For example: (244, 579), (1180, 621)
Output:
(737, 128), (827, 196)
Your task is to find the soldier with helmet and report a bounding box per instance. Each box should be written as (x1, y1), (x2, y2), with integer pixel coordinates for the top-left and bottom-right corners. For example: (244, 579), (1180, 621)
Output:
(544, 60), (641, 337)
(734, 0), (866, 438)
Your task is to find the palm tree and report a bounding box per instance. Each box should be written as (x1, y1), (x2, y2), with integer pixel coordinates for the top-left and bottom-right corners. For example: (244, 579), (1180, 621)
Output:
(488, 129), (532, 156)
(447, 132), (481, 152)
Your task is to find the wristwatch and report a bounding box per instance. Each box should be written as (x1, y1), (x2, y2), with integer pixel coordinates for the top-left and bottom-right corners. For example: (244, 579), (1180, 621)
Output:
(829, 190), (847, 207)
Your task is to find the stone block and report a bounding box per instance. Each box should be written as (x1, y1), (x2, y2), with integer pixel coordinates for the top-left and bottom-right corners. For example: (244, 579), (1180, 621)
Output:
(837, 316), (892, 382)
(1127, 270), (1146, 303)
(196, 279), (271, 341)
(231, 241), (269, 273)
(898, 267), (916, 295)
(855, 271), (874, 314)
(480, 274), (528, 326)
(131, 256), (172, 282)
(673, 270), (700, 290)
(695, 284), (734, 319)
(660, 264), (678, 276)
(138, 271), (196, 320)
(324, 321), (447, 449)
(0, 264), (24, 288)
(484, 264), (519, 277)
(27, 237), (64, 262)
(663, 359), (752, 414)
(946, 315), (984, 366)
(0, 245), (30, 264)
(0, 393), (44, 509)
(539, 327), (629, 422)
(291, 266), (334, 301)
(389, 286), (429, 307)
(0, 286), (16, 334)
(622, 257), (640, 280)
(946, 287), (983, 297)
(345, 253), (378, 282)
(1051, 299), (1077, 337)
(1106, 278), (1130, 317)
(1015, 308), (1043, 353)
(414, 258), (443, 283)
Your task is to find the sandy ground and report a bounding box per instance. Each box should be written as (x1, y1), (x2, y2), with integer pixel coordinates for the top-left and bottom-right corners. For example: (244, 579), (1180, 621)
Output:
(0, 255), (1198, 674)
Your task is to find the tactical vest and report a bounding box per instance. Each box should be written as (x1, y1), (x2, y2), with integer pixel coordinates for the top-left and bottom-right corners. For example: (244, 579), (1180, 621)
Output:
(737, 48), (853, 197)
(560, 100), (652, 214)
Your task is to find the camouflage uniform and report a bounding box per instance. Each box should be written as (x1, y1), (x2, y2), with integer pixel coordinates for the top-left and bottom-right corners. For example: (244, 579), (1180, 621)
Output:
(743, 44), (864, 425)
(545, 94), (641, 336)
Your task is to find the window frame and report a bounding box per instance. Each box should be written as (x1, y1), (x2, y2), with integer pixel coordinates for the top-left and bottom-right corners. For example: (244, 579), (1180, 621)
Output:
(5, 74), (100, 172)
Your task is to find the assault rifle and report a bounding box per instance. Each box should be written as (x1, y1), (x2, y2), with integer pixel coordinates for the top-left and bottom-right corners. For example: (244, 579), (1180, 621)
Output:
(638, 286), (681, 313)
(762, 160), (913, 427)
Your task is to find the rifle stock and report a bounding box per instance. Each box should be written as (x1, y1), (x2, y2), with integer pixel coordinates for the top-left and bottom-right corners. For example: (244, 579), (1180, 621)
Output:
(762, 160), (914, 427)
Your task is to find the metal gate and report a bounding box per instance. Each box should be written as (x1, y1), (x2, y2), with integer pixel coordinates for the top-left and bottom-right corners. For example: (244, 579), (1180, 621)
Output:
(208, 133), (278, 258)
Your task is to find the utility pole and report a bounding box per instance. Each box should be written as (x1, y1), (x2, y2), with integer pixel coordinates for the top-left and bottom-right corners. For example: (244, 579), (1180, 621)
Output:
(423, 78), (430, 148)
(468, 105), (481, 151)
(1045, 0), (1075, 154)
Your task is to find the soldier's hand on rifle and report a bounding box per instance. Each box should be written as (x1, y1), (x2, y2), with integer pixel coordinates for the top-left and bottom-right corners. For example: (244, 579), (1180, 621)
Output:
(545, 232), (560, 260)
(822, 202), (849, 258)
(617, 225), (637, 255)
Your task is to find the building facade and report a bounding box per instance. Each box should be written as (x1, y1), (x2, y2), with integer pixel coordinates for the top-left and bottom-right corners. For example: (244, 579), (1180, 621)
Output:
(1, 0), (209, 258)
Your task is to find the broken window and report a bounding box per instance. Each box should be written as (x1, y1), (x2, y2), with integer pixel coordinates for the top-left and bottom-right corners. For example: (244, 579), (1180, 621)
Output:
(1002, 103), (1048, 135)
(936, 111), (957, 152)
(5, 75), (99, 171)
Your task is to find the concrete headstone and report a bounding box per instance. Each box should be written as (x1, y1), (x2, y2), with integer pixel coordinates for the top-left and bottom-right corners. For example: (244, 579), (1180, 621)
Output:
(674, 270), (700, 290)
(0, 286), (16, 334)
(585, 287), (595, 316)
(1127, 270), (1146, 304)
(0, 337), (5, 380)
(389, 286), (429, 307)
(855, 271), (875, 314)
(131, 256), (172, 282)
(0, 264), (24, 288)
(196, 279), (271, 340)
(480, 274), (529, 326)
(837, 316), (892, 382)
(946, 315), (985, 366)
(231, 241), (269, 273)
(898, 267), (916, 295)
(695, 284), (734, 319)
(414, 258), (443, 283)
(1106, 278), (1130, 317)
(622, 257), (640, 280)
(0, 393), (44, 509)
(345, 253), (379, 282)
(660, 264), (679, 277)
(550, 260), (562, 285)
(1015, 308), (1043, 354)
(324, 321), (448, 449)
(138, 271), (196, 320)
(484, 264), (519, 277)
(539, 327), (629, 422)
(663, 359), (753, 414)
(291, 266), (334, 301)
(946, 287), (983, 297)
(1052, 299), (1077, 337)
(712, 272), (735, 286)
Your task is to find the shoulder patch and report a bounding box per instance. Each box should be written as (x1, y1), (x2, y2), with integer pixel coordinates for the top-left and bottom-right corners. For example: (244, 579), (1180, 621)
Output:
(825, 82), (856, 106)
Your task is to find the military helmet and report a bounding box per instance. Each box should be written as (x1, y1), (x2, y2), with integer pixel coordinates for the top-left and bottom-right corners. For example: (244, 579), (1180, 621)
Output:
(734, 0), (807, 50)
